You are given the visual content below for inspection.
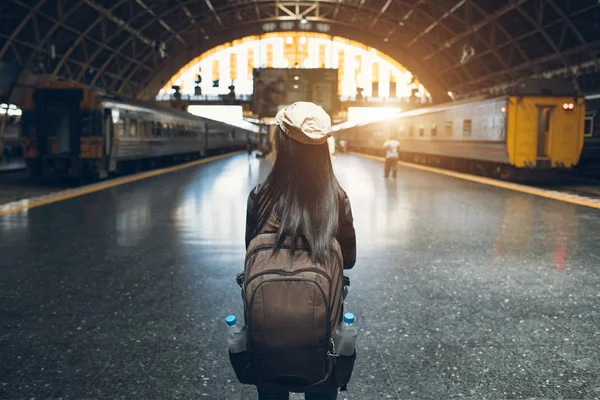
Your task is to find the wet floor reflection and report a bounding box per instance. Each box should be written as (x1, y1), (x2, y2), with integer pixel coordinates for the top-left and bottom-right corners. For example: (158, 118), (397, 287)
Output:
(171, 157), (268, 260)
(492, 194), (580, 271)
(332, 155), (588, 275)
(0, 209), (29, 251)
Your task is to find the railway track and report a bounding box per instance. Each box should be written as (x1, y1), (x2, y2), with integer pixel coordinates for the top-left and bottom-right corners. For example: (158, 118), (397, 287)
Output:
(0, 167), (25, 175)
(0, 160), (26, 175)
(526, 167), (600, 203)
(0, 170), (79, 205)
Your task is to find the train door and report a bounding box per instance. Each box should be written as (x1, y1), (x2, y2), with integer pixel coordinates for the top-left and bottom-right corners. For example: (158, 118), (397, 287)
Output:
(33, 88), (82, 156)
(536, 106), (553, 159)
(104, 110), (113, 156)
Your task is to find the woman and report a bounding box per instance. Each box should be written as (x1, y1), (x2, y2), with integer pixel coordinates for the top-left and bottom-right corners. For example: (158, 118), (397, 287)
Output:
(244, 102), (357, 400)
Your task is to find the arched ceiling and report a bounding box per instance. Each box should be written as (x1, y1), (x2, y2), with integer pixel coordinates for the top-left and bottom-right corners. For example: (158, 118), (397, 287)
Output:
(1, 0), (599, 103)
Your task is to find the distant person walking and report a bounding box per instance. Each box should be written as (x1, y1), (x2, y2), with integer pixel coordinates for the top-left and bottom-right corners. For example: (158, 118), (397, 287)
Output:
(3, 145), (11, 162)
(383, 136), (400, 178)
(247, 132), (253, 162)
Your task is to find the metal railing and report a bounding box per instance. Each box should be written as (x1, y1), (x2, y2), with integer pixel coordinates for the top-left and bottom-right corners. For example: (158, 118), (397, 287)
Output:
(156, 94), (431, 107)
(155, 94), (252, 102)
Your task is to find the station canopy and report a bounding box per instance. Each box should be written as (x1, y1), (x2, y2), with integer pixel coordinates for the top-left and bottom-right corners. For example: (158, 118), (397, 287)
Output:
(0, 0), (598, 103)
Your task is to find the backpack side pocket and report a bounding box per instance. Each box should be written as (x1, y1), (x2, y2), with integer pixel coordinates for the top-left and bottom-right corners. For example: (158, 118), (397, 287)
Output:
(229, 350), (254, 385)
(332, 350), (356, 389)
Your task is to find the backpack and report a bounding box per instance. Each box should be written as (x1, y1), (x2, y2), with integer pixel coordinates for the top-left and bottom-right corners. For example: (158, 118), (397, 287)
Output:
(230, 231), (355, 392)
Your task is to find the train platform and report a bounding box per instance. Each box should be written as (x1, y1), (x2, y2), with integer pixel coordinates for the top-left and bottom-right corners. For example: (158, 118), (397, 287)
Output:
(1, 153), (599, 399)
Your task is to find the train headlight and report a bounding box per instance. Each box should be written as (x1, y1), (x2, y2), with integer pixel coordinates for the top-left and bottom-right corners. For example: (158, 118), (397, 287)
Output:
(563, 102), (574, 110)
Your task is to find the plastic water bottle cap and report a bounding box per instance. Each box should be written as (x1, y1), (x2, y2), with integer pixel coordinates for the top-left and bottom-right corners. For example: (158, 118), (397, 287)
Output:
(225, 315), (237, 326)
(343, 312), (355, 324)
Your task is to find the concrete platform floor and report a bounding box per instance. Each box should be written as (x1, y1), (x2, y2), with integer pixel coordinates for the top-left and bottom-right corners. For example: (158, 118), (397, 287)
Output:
(1, 153), (599, 400)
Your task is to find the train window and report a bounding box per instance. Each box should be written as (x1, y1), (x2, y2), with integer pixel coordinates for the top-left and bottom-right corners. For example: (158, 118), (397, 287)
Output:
(143, 121), (150, 137)
(463, 120), (472, 137)
(129, 119), (137, 137)
(431, 123), (437, 137)
(584, 117), (593, 137)
(445, 121), (453, 136)
(117, 119), (125, 137)
(138, 120), (144, 137)
(409, 126), (414, 136)
(419, 125), (425, 136)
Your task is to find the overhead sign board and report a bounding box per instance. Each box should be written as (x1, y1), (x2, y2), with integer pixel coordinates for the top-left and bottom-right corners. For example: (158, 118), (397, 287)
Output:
(251, 68), (339, 117)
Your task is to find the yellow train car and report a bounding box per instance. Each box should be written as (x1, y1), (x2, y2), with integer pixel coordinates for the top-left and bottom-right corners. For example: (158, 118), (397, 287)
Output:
(506, 96), (585, 168)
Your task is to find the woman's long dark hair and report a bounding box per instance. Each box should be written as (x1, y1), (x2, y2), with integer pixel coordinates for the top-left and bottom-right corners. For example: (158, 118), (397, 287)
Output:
(255, 127), (339, 264)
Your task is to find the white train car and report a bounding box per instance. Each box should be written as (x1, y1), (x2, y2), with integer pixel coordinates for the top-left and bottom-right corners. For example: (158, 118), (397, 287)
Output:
(333, 93), (585, 179)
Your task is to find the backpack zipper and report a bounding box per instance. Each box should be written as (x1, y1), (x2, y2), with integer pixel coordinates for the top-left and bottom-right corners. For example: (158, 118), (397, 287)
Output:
(244, 242), (293, 265)
(244, 268), (332, 292)
(245, 243), (343, 271)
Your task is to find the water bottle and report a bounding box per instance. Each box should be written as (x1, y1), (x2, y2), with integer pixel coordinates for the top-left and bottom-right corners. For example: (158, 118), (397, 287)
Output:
(226, 315), (247, 354)
(335, 312), (358, 356)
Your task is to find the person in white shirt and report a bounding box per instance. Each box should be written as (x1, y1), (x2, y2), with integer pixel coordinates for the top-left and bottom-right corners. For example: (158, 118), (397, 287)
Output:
(383, 136), (400, 178)
(339, 139), (347, 153)
(327, 135), (336, 156)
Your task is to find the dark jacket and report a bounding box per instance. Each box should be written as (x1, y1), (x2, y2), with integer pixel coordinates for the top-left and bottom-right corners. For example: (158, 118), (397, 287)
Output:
(245, 184), (357, 269)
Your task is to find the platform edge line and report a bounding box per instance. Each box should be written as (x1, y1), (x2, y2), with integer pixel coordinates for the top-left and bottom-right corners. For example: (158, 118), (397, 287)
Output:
(0, 152), (241, 217)
(351, 152), (600, 210)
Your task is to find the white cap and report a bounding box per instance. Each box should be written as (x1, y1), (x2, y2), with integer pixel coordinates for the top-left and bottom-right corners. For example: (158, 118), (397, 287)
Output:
(274, 101), (332, 145)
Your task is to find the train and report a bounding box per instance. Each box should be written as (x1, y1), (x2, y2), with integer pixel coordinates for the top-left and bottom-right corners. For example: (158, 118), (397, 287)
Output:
(1, 104), (22, 158)
(333, 83), (586, 180)
(20, 81), (259, 180)
(580, 93), (600, 167)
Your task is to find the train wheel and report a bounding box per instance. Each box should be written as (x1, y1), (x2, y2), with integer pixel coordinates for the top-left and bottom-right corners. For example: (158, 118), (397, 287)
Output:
(497, 166), (514, 181)
(79, 168), (98, 185)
